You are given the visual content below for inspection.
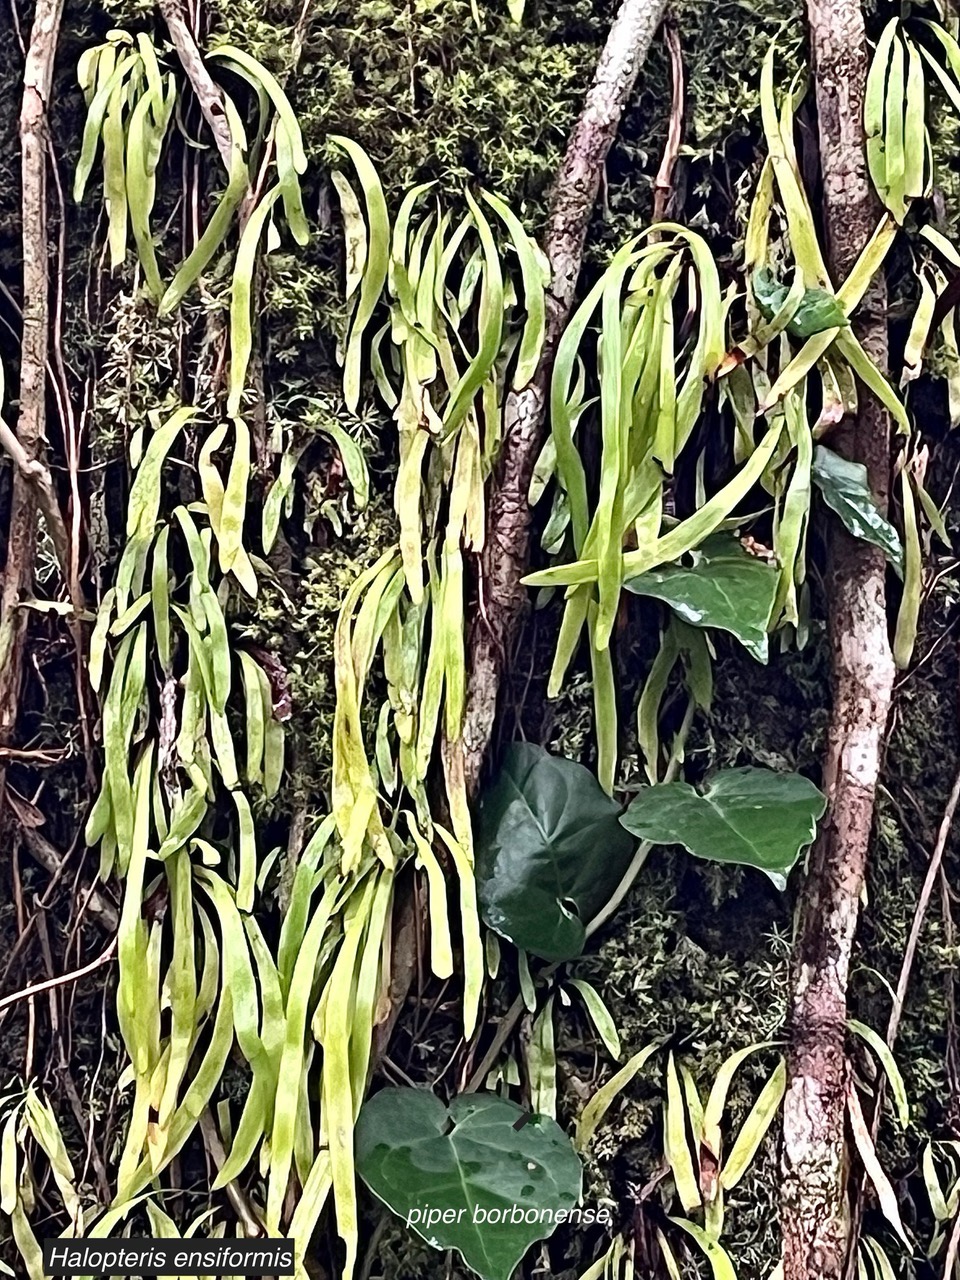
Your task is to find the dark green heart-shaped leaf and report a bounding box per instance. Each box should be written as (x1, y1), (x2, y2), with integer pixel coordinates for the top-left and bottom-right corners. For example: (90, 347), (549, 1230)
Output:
(475, 744), (635, 961)
(623, 535), (778, 662)
(619, 766), (826, 889)
(753, 267), (848, 337)
(811, 446), (903, 571)
(356, 1088), (583, 1280)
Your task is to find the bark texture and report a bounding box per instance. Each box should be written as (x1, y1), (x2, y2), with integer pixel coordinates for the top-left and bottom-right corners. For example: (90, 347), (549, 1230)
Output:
(0, 0), (65, 741)
(780, 4), (896, 1276)
(158, 0), (236, 173)
(461, 0), (669, 797)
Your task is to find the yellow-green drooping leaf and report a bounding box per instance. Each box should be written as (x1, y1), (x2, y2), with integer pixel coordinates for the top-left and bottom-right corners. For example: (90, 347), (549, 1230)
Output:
(665, 1053), (701, 1212)
(669, 1218), (739, 1280)
(23, 1092), (80, 1229)
(719, 1057), (786, 1190)
(566, 979), (621, 1060)
(74, 51), (138, 200)
(232, 790), (257, 912)
(442, 188), (504, 436)
(266, 879), (340, 1229)
(526, 996), (558, 1118)
(217, 418), (255, 594)
(847, 1018), (910, 1128)
(846, 1081), (909, 1245)
(866, 20), (898, 204)
(158, 95), (250, 315)
(127, 407), (197, 539)
(331, 137), (391, 413)
(481, 189), (549, 388)
(893, 459), (922, 669)
(228, 187), (282, 418)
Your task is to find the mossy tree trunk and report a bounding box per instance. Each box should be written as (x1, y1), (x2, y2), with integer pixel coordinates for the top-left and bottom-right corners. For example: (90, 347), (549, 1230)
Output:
(780, 3), (895, 1275)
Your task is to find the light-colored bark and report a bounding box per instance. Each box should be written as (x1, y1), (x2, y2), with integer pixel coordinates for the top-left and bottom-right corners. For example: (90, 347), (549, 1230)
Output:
(780, 2), (896, 1275)
(461, 0), (670, 797)
(158, 0), (236, 173)
(0, 0), (65, 741)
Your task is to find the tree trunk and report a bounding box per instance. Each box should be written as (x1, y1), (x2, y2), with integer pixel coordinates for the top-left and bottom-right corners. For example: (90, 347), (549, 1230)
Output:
(0, 0), (65, 742)
(780, 4), (896, 1276)
(461, 0), (669, 797)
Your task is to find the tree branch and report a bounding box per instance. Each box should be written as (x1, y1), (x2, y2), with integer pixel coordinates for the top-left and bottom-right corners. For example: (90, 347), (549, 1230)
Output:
(461, 0), (669, 797)
(157, 0), (236, 174)
(780, 4), (896, 1275)
(0, 416), (72, 579)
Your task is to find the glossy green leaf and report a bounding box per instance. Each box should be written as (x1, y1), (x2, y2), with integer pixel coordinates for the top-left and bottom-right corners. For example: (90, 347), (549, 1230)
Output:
(475, 744), (635, 961)
(624, 536), (779, 662)
(620, 766), (826, 889)
(753, 267), (848, 338)
(811, 445), (903, 571)
(356, 1088), (582, 1280)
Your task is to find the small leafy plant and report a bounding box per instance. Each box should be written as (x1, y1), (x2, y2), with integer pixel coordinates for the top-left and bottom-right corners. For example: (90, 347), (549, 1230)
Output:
(356, 1088), (582, 1280)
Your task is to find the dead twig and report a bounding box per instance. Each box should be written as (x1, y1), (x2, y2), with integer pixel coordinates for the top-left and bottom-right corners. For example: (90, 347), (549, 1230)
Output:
(20, 825), (118, 933)
(0, 937), (116, 1018)
(0, 416), (73, 579)
(45, 135), (96, 786)
(0, 743), (68, 764)
(198, 1110), (264, 1237)
(652, 23), (684, 224)
(942, 864), (960, 1128)
(887, 763), (960, 1049)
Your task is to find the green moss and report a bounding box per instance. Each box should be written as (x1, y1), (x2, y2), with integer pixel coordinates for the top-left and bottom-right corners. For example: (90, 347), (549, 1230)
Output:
(241, 493), (399, 808)
(214, 0), (603, 214)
